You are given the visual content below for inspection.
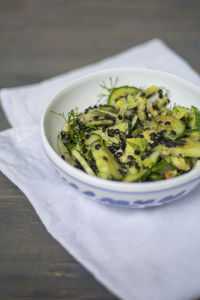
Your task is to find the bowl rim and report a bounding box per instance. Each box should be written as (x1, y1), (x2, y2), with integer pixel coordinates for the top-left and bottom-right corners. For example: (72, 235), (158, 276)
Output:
(40, 67), (200, 193)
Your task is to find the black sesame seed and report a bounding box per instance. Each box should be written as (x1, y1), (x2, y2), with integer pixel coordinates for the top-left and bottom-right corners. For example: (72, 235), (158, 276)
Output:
(134, 149), (140, 155)
(103, 156), (108, 161)
(118, 115), (123, 120)
(85, 134), (90, 139)
(81, 139), (85, 144)
(116, 152), (123, 157)
(114, 129), (120, 134)
(150, 132), (157, 141)
(128, 155), (134, 160)
(102, 126), (107, 132)
(158, 120), (163, 125)
(153, 104), (159, 110)
(165, 121), (171, 125)
(61, 155), (65, 160)
(170, 130), (176, 135)
(61, 131), (66, 138)
(160, 129), (167, 134)
(109, 146), (115, 153)
(95, 144), (101, 150)
(158, 89), (163, 98)
(108, 130), (114, 137)
(146, 92), (155, 99)
(135, 162), (140, 169)
(83, 147), (87, 154)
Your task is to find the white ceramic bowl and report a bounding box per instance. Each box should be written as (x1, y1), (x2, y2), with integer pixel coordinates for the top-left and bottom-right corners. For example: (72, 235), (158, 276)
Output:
(40, 68), (200, 208)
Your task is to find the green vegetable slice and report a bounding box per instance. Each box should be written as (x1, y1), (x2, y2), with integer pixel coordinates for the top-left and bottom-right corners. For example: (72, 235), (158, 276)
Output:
(187, 106), (200, 130)
(92, 145), (123, 180)
(108, 86), (141, 108)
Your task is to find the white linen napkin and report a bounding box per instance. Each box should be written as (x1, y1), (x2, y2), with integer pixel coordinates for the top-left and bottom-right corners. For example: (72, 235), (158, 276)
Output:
(1, 39), (200, 300)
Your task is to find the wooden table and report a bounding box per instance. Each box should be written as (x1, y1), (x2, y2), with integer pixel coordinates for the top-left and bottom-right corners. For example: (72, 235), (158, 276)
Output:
(0, 0), (199, 299)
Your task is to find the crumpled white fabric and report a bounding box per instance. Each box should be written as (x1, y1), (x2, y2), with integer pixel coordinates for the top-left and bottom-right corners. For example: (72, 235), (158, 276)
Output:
(0, 39), (200, 300)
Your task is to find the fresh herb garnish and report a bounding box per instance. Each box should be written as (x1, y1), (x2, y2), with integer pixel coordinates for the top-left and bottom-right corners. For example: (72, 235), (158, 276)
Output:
(50, 111), (67, 122)
(97, 77), (119, 103)
(52, 107), (87, 154)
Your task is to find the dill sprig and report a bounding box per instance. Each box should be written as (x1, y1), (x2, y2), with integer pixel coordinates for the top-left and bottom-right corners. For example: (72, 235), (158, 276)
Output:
(97, 77), (119, 104)
(52, 107), (87, 154)
(67, 107), (86, 153)
(50, 111), (67, 122)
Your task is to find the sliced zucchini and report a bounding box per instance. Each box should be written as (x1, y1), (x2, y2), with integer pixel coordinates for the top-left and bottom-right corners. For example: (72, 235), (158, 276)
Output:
(131, 115), (138, 129)
(187, 106), (200, 130)
(137, 96), (147, 121)
(72, 149), (95, 176)
(155, 115), (185, 139)
(173, 140), (200, 158)
(142, 151), (160, 168)
(84, 133), (100, 146)
(108, 86), (141, 108)
(156, 139), (200, 158)
(170, 156), (190, 171)
(92, 145), (123, 180)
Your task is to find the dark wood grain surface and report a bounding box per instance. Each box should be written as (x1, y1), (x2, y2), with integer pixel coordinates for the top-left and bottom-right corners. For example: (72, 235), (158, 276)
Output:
(0, 0), (200, 299)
